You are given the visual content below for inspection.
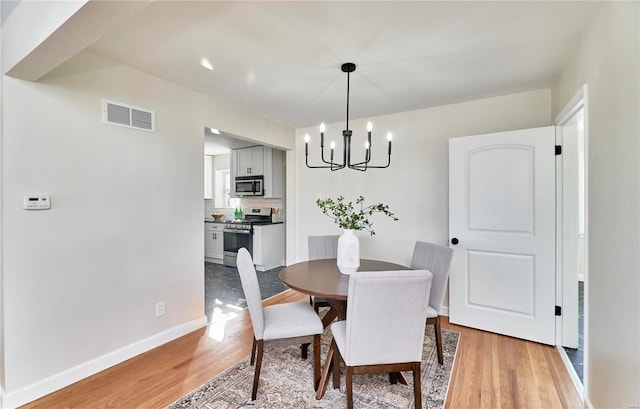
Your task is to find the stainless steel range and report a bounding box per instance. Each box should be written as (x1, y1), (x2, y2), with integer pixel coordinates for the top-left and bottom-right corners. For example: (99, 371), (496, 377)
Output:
(223, 207), (272, 267)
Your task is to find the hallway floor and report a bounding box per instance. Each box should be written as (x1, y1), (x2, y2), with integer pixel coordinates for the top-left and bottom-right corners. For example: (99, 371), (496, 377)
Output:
(563, 280), (584, 381)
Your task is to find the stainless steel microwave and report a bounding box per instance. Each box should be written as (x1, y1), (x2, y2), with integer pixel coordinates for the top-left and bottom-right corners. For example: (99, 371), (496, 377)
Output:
(235, 175), (264, 196)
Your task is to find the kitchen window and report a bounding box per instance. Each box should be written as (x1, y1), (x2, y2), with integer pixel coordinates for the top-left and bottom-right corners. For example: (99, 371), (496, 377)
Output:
(215, 169), (239, 208)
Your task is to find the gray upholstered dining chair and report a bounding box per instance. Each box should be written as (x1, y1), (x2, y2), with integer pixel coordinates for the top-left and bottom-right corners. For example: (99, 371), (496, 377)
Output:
(410, 241), (454, 365)
(307, 235), (339, 312)
(308, 235), (339, 260)
(318, 270), (432, 409)
(237, 247), (324, 400)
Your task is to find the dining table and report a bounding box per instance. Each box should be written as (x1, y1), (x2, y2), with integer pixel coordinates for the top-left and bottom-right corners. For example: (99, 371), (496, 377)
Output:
(279, 258), (412, 328)
(279, 258), (425, 398)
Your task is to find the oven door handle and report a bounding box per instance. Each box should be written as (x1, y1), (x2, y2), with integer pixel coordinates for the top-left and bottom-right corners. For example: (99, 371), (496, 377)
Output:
(223, 229), (251, 234)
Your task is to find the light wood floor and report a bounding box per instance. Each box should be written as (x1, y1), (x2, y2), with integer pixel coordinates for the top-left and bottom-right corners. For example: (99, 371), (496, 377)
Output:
(21, 290), (582, 409)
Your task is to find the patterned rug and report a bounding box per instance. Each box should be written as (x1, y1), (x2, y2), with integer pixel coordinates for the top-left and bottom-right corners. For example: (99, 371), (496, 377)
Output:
(167, 325), (459, 409)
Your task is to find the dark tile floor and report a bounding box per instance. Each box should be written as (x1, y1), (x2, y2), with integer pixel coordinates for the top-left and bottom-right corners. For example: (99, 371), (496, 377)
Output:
(563, 281), (584, 382)
(205, 262), (288, 323)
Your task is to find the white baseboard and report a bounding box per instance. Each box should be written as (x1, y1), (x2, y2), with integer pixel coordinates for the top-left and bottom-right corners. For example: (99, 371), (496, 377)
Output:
(556, 345), (584, 401)
(584, 395), (594, 409)
(3, 315), (207, 409)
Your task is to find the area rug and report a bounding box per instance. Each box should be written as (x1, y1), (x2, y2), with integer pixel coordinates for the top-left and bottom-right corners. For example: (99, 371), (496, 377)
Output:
(167, 325), (459, 409)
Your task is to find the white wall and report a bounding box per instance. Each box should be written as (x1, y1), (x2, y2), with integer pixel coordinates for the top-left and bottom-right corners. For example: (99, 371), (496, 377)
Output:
(291, 89), (551, 277)
(1, 51), (293, 406)
(552, 2), (639, 407)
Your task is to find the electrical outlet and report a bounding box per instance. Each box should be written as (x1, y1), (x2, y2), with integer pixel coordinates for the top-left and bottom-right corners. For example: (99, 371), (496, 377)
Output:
(155, 301), (166, 317)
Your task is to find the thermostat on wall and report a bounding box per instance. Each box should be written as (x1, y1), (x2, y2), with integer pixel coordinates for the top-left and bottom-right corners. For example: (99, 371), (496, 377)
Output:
(23, 195), (51, 210)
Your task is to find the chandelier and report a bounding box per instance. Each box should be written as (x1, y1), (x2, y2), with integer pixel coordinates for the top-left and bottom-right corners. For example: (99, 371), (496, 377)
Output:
(304, 62), (392, 171)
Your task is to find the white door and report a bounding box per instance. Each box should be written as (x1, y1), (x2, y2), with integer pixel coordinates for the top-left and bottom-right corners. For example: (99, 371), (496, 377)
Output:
(449, 126), (556, 345)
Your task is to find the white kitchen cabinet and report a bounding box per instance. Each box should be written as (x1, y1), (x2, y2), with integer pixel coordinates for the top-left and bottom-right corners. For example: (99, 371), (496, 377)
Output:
(263, 148), (284, 198)
(231, 146), (284, 198)
(205, 223), (224, 263)
(252, 223), (285, 271)
(236, 146), (264, 177)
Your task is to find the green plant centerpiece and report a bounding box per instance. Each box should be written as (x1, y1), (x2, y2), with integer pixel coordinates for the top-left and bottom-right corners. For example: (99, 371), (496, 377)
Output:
(316, 195), (398, 274)
(316, 195), (398, 235)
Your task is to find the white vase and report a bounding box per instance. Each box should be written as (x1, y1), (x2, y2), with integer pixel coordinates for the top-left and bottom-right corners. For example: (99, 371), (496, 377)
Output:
(337, 229), (360, 274)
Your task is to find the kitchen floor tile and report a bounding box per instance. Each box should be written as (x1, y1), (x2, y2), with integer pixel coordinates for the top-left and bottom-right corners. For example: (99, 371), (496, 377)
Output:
(205, 262), (287, 323)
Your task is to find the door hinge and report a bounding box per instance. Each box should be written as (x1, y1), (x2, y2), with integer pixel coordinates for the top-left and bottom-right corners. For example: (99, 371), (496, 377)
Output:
(555, 305), (562, 316)
(555, 145), (562, 155)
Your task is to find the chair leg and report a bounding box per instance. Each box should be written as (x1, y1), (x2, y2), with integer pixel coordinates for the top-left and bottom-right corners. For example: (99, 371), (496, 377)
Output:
(332, 340), (341, 389)
(251, 339), (264, 400)
(434, 315), (444, 365)
(413, 362), (422, 409)
(301, 343), (310, 359)
(346, 366), (354, 409)
(250, 337), (257, 365)
(313, 334), (321, 390)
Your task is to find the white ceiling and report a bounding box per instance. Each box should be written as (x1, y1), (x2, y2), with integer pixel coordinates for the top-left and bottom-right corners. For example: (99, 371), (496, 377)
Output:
(86, 1), (596, 136)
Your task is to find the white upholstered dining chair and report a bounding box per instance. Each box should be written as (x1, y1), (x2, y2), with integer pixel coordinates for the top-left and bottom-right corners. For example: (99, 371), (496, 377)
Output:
(307, 235), (339, 312)
(318, 270), (432, 409)
(236, 247), (324, 400)
(410, 241), (454, 365)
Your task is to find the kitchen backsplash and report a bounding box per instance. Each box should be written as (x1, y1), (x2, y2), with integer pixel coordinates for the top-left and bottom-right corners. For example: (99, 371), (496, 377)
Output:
(204, 198), (284, 221)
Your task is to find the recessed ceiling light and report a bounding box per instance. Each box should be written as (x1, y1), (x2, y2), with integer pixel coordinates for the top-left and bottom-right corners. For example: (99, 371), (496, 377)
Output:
(201, 58), (214, 71)
(210, 128), (220, 134)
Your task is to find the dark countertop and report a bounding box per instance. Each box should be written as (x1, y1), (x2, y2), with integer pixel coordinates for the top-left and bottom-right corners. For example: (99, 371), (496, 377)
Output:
(205, 220), (283, 225)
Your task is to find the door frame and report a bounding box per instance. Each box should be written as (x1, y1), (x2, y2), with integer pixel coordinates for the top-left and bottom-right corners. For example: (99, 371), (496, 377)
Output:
(554, 84), (589, 399)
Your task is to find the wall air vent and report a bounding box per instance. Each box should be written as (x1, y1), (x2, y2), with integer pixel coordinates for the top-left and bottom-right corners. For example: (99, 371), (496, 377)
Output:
(102, 100), (155, 132)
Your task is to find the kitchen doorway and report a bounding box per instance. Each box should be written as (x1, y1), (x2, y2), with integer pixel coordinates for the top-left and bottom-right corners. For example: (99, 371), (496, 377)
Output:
(203, 127), (289, 328)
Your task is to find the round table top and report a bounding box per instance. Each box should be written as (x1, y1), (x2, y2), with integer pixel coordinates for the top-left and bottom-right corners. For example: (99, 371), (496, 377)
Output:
(279, 258), (410, 300)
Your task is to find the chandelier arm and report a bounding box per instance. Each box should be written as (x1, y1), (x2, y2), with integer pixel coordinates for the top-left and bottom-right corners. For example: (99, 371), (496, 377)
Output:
(350, 144), (372, 167)
(350, 149), (391, 169)
(320, 145), (335, 165)
(306, 161), (346, 169)
(347, 164), (367, 172)
(349, 154), (391, 169)
(306, 151), (345, 169)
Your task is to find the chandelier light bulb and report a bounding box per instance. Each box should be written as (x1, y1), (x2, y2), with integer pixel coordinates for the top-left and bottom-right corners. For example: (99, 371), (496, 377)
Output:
(320, 123), (326, 133)
(304, 134), (310, 143)
(365, 141), (370, 149)
(387, 132), (393, 141)
(367, 121), (373, 132)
